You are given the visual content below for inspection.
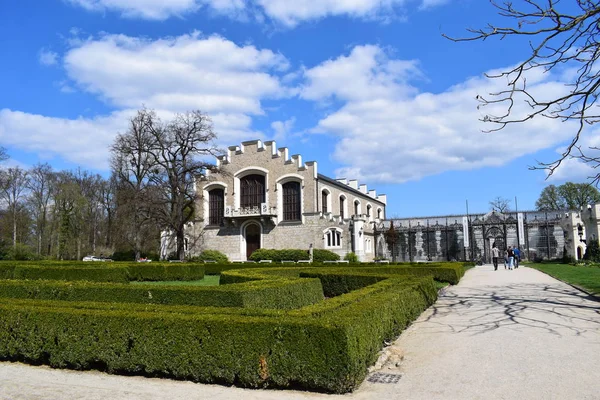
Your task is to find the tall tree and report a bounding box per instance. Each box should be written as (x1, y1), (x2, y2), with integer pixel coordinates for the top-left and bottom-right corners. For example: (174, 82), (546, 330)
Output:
(446, 1), (600, 181)
(0, 167), (30, 249)
(111, 109), (219, 260)
(111, 109), (162, 260)
(27, 163), (55, 256)
(558, 182), (600, 210)
(146, 111), (219, 260)
(536, 184), (567, 211)
(489, 196), (511, 213)
(536, 182), (600, 211)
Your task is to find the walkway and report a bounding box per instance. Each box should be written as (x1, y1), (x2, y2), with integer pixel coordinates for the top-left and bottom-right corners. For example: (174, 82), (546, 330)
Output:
(2, 265), (600, 400)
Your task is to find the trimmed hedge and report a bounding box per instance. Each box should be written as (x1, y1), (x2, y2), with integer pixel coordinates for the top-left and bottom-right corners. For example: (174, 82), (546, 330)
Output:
(0, 275), (436, 393)
(2, 263), (206, 283)
(126, 263), (204, 281)
(249, 249), (310, 262)
(0, 278), (324, 310)
(13, 265), (130, 283)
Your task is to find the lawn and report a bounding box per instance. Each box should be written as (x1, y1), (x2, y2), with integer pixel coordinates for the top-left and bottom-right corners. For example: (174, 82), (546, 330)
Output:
(529, 263), (600, 296)
(130, 275), (220, 286)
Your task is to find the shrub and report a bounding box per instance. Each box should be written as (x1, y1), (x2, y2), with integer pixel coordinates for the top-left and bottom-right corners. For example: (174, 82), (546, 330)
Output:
(344, 252), (359, 263)
(4, 243), (39, 261)
(249, 249), (309, 262)
(312, 249), (340, 262)
(191, 250), (229, 263)
(584, 239), (600, 262)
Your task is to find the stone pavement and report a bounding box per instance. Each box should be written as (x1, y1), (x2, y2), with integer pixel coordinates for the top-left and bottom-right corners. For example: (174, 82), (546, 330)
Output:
(2, 264), (600, 400)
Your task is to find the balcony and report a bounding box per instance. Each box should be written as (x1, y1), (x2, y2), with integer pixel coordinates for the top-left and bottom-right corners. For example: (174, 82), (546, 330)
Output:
(224, 203), (277, 225)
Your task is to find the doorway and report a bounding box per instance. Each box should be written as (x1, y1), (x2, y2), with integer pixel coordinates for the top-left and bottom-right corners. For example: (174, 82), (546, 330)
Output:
(245, 223), (261, 260)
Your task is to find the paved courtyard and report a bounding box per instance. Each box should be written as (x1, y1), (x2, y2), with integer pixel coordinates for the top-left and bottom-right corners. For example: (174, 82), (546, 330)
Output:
(2, 265), (600, 400)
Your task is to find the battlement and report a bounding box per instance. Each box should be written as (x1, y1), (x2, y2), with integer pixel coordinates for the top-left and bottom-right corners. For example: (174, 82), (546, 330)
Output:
(329, 178), (386, 204)
(215, 139), (317, 176)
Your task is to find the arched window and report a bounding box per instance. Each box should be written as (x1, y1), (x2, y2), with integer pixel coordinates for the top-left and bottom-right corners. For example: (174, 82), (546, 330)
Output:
(208, 188), (224, 225)
(354, 200), (360, 216)
(340, 196), (346, 219)
(240, 174), (265, 208)
(366, 204), (372, 221)
(325, 228), (342, 248)
(322, 190), (329, 213)
(282, 181), (301, 221)
(377, 208), (382, 219)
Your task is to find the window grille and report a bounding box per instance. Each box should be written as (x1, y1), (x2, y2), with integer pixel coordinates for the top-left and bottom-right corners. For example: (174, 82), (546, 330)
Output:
(282, 181), (301, 221)
(240, 174), (265, 208)
(208, 188), (224, 225)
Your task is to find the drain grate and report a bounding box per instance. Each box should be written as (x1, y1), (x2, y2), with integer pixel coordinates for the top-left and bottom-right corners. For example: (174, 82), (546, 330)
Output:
(367, 372), (402, 384)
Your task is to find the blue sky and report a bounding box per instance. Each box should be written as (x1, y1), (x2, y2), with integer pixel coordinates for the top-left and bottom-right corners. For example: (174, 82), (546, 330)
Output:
(0, 0), (595, 217)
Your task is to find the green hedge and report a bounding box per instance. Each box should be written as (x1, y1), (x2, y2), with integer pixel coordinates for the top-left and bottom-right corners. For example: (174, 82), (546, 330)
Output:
(249, 249), (310, 262)
(0, 278), (323, 310)
(12, 265), (130, 283)
(126, 263), (204, 281)
(3, 263), (206, 283)
(0, 275), (436, 393)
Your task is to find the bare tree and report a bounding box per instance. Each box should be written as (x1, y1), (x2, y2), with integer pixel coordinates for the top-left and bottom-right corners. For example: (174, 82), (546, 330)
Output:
(489, 196), (511, 213)
(445, 1), (600, 181)
(111, 109), (160, 260)
(111, 109), (219, 260)
(0, 167), (30, 249)
(27, 163), (55, 256)
(0, 147), (8, 163)
(146, 111), (219, 260)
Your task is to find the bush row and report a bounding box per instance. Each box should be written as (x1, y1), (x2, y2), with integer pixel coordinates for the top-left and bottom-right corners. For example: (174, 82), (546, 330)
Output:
(2, 263), (205, 283)
(0, 274), (436, 393)
(248, 248), (340, 262)
(0, 277), (323, 310)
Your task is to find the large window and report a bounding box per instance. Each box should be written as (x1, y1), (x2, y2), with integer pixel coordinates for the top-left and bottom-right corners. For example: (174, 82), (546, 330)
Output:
(208, 188), (224, 225)
(282, 181), (301, 221)
(240, 174), (265, 208)
(325, 228), (342, 248)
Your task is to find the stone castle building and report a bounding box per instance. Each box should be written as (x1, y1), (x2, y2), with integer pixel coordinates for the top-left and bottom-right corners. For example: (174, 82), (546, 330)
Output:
(162, 140), (387, 261)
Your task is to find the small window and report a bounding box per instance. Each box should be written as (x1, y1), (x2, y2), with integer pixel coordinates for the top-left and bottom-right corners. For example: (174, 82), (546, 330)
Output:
(322, 191), (329, 213)
(354, 200), (360, 216)
(377, 208), (382, 219)
(340, 196), (346, 219)
(367, 205), (371, 217)
(325, 229), (342, 248)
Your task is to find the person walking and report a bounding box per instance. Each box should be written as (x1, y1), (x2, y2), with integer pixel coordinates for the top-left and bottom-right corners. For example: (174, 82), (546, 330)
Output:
(507, 246), (515, 270)
(504, 248), (509, 269)
(513, 247), (521, 268)
(491, 243), (500, 271)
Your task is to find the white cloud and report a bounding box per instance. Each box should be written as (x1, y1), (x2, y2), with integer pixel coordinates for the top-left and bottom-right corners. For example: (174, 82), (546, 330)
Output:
(65, 0), (244, 20)
(271, 117), (295, 141)
(65, 0), (446, 25)
(38, 49), (58, 66)
(302, 45), (576, 184)
(3, 32), (289, 171)
(0, 109), (128, 170)
(64, 32), (288, 114)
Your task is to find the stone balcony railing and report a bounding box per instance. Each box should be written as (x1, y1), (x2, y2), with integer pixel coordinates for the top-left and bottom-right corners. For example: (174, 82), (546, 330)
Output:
(225, 203), (277, 218)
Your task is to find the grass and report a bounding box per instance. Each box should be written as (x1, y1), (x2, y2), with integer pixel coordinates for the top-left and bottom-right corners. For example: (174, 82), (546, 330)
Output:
(130, 275), (220, 286)
(529, 263), (600, 296)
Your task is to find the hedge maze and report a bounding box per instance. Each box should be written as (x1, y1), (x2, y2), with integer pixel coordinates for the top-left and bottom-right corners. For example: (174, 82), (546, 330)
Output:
(0, 261), (467, 393)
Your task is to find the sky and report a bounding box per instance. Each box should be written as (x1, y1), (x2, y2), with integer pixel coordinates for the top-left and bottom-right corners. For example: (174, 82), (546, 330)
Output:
(0, 0), (597, 217)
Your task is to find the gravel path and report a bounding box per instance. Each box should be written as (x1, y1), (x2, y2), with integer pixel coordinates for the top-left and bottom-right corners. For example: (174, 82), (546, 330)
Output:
(2, 264), (600, 400)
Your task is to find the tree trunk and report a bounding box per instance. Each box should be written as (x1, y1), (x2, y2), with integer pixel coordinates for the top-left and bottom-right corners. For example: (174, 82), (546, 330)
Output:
(177, 228), (185, 261)
(12, 204), (17, 249)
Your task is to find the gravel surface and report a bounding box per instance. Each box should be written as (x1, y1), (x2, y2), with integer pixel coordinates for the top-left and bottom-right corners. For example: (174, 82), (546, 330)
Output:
(2, 264), (599, 400)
